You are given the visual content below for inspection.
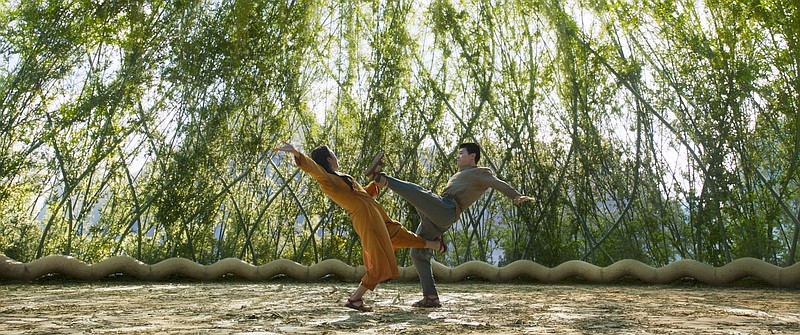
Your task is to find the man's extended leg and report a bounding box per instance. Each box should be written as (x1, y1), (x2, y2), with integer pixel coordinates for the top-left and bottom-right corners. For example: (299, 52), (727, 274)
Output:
(379, 174), (458, 231)
(376, 173), (451, 307)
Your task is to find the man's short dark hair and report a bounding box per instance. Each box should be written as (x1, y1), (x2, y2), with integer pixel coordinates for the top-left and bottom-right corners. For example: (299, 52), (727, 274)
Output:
(459, 143), (481, 164)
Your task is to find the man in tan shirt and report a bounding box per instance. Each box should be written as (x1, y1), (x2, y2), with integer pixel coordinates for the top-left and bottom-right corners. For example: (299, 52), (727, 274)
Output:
(371, 143), (533, 308)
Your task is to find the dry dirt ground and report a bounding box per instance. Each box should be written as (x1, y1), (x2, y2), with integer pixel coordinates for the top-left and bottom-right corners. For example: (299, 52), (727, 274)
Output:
(1, 277), (799, 334)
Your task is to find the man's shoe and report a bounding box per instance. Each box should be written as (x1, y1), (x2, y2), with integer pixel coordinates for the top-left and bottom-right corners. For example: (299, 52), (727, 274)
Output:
(411, 296), (441, 308)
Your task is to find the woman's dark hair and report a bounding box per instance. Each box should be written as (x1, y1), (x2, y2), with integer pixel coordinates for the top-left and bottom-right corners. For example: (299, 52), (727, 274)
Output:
(310, 145), (354, 190)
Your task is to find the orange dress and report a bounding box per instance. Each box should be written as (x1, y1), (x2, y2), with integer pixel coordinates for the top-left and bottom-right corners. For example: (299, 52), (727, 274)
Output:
(294, 153), (426, 290)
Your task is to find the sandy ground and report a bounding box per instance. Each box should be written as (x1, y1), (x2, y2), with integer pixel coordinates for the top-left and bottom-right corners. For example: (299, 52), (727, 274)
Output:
(1, 278), (799, 334)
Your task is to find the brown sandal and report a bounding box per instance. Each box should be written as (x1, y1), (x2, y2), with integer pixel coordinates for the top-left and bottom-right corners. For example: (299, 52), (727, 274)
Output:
(363, 151), (384, 180)
(345, 298), (373, 312)
(436, 236), (448, 253)
(412, 296), (441, 308)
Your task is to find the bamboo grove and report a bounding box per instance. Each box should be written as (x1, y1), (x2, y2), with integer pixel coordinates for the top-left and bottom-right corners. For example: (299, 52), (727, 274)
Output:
(1, 0), (798, 270)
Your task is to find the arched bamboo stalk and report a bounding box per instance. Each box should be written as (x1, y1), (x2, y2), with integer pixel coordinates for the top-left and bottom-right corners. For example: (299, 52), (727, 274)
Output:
(1, 254), (798, 287)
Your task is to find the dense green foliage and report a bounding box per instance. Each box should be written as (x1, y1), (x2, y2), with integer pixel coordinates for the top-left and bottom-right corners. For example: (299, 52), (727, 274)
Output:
(1, 0), (797, 268)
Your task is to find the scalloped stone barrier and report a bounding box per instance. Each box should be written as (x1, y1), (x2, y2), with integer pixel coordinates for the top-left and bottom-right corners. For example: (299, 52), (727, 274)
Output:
(1, 255), (798, 286)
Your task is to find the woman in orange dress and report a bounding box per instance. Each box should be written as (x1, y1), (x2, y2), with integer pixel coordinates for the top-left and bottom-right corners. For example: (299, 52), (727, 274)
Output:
(274, 142), (444, 312)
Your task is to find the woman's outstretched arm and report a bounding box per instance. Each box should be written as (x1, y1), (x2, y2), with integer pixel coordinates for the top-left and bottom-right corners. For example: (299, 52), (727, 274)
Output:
(273, 142), (328, 180)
